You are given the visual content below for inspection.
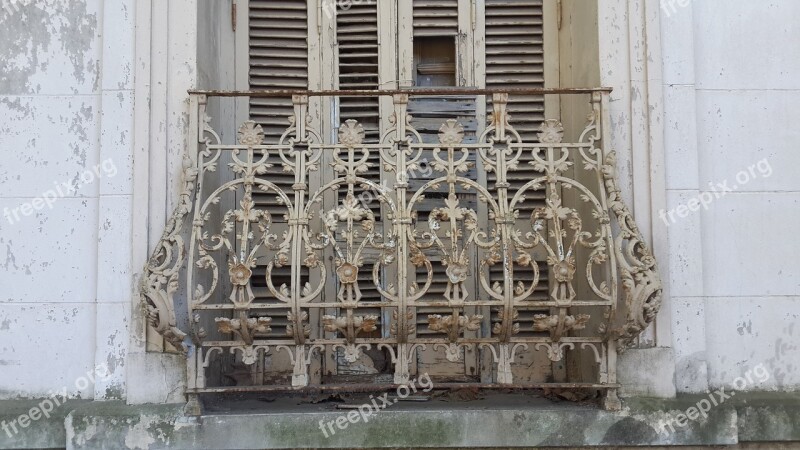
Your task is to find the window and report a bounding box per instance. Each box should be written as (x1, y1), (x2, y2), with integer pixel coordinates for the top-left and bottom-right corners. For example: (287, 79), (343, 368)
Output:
(228, 0), (561, 386)
(142, 0), (664, 412)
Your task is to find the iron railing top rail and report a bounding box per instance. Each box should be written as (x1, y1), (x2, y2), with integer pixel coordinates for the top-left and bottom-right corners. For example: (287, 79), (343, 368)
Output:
(187, 87), (613, 98)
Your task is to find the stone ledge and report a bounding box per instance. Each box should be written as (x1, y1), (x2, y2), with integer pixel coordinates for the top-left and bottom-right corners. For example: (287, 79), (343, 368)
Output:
(734, 393), (800, 442)
(0, 399), (89, 449)
(0, 394), (797, 449)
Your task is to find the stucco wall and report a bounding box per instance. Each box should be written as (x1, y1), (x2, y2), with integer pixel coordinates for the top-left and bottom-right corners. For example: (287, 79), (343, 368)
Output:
(0, 0), (134, 399)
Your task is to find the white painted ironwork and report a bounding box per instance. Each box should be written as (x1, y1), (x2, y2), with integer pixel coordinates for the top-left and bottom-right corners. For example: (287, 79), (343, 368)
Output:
(141, 90), (662, 411)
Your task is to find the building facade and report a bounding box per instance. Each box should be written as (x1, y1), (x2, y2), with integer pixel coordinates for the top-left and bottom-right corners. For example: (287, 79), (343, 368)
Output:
(0, 0), (797, 448)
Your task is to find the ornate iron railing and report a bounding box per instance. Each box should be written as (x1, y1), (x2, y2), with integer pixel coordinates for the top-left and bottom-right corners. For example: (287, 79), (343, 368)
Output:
(141, 89), (662, 411)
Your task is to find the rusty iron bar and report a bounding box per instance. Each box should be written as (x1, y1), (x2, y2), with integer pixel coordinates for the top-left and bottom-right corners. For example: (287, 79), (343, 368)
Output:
(187, 87), (613, 98)
(200, 337), (605, 346)
(188, 382), (620, 394)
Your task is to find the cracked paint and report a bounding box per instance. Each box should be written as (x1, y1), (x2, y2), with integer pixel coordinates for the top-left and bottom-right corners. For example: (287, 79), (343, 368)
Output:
(0, 0), (99, 94)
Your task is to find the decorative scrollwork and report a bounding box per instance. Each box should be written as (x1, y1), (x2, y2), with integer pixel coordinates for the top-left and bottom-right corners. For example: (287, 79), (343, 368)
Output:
(338, 119), (365, 147)
(428, 313), (483, 349)
(379, 343), (427, 384)
(438, 119), (465, 146)
(321, 193), (378, 305)
(533, 313), (591, 339)
(237, 120), (265, 146)
(230, 345), (270, 366)
(144, 92), (662, 408)
(535, 342), (575, 362)
(287, 311), (311, 339)
(480, 343), (529, 384)
(537, 119), (564, 144)
(411, 193), (496, 305)
(140, 155), (197, 352)
(601, 151), (663, 351)
(216, 315), (272, 345)
(323, 314), (378, 362)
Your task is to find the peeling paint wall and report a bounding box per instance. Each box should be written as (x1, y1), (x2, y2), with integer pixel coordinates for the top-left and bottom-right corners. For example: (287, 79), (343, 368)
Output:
(0, 0), (133, 399)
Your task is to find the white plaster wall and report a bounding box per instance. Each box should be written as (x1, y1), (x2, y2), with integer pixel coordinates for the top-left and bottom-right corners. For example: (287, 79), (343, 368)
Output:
(662, 0), (800, 392)
(0, 0), (134, 399)
(0, 0), (205, 405)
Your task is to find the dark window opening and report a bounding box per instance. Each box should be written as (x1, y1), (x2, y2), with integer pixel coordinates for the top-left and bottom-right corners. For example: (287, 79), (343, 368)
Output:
(413, 36), (457, 87)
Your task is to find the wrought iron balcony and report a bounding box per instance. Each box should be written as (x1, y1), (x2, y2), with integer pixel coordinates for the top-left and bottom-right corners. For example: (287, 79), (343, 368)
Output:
(141, 88), (662, 411)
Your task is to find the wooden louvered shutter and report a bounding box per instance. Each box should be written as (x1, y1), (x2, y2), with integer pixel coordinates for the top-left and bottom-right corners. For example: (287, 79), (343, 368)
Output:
(248, 0), (309, 140)
(337, 0), (380, 139)
(484, 0), (552, 381)
(404, 0), (481, 378)
(412, 0), (459, 36)
(485, 0), (546, 140)
(484, 0), (549, 252)
(484, 0), (548, 290)
(245, 0), (311, 338)
(336, 0), (382, 221)
(247, 0), (309, 221)
(333, 1), (385, 346)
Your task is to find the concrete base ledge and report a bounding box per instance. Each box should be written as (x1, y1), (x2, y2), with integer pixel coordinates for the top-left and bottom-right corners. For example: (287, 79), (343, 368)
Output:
(735, 394), (800, 442)
(0, 394), (797, 449)
(0, 400), (89, 449)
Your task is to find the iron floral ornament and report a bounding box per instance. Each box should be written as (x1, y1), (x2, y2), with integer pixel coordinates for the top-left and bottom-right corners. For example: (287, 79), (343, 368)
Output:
(142, 91), (662, 413)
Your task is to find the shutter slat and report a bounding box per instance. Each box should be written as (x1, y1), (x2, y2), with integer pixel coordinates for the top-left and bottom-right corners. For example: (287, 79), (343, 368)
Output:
(413, 0), (459, 37)
(485, 0), (549, 304)
(486, 0), (545, 142)
(336, 0), (381, 227)
(248, 0), (308, 145)
(248, 0), (309, 225)
(334, 0), (385, 337)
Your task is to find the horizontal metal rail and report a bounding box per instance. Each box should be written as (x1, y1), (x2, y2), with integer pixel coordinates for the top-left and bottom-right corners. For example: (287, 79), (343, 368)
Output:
(189, 382), (620, 394)
(187, 87), (613, 98)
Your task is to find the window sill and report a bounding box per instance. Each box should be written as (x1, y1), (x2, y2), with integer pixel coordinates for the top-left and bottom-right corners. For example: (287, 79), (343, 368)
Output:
(5, 393), (799, 448)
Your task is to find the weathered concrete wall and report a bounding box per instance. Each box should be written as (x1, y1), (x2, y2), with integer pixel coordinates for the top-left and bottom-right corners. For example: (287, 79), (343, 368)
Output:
(661, 0), (800, 393)
(0, 0), (133, 400)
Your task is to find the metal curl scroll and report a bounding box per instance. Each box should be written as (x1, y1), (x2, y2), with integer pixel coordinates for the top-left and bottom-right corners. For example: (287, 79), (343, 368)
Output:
(602, 151), (664, 351)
